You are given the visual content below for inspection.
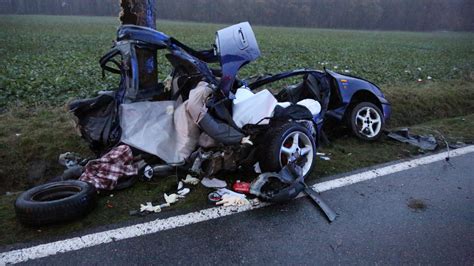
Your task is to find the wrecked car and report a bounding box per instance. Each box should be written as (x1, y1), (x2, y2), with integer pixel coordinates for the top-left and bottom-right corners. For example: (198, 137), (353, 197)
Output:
(71, 22), (329, 180)
(248, 69), (391, 141)
(16, 22), (390, 225)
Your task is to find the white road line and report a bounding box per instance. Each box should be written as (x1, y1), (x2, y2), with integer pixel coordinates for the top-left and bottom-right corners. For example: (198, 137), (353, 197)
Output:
(1, 145), (474, 265)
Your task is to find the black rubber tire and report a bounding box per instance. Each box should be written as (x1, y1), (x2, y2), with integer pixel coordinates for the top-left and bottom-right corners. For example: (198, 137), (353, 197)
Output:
(15, 180), (97, 227)
(348, 102), (385, 141)
(259, 122), (316, 178)
(114, 175), (138, 191)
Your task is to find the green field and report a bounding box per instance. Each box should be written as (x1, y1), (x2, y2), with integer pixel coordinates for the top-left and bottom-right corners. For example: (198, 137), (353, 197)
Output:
(0, 15), (473, 108)
(0, 15), (473, 246)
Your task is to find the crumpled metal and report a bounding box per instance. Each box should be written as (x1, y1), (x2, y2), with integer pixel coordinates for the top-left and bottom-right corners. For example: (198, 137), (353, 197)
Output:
(388, 128), (438, 151)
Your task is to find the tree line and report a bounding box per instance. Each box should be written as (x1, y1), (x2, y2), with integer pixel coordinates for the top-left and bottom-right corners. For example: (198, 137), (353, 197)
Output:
(1, 0), (472, 31)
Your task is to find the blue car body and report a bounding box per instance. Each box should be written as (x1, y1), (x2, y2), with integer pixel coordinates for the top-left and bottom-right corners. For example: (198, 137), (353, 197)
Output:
(95, 21), (390, 155)
(325, 70), (391, 123)
(247, 68), (391, 127)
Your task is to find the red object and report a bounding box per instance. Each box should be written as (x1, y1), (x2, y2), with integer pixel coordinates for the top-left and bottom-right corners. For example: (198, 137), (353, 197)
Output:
(233, 181), (251, 194)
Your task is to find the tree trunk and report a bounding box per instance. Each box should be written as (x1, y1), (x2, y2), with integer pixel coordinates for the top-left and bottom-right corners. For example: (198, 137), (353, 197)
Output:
(119, 0), (157, 94)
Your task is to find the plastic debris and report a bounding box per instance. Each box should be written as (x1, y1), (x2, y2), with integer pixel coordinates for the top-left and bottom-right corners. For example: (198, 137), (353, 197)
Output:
(140, 202), (162, 213)
(59, 152), (83, 169)
(182, 174), (200, 186)
(388, 128), (438, 151)
(201, 177), (227, 188)
(164, 193), (185, 204)
(233, 181), (251, 194)
(253, 162), (262, 174)
(140, 202), (171, 213)
(208, 191), (223, 204)
(177, 188), (191, 197)
(177, 181), (184, 191)
(216, 194), (250, 207)
(241, 136), (254, 146)
(216, 188), (247, 199)
(143, 165), (154, 180)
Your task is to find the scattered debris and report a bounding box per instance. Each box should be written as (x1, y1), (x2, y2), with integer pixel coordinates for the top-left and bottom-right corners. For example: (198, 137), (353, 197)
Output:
(388, 128), (438, 151)
(58, 152), (84, 169)
(140, 202), (169, 213)
(250, 163), (337, 222)
(182, 175), (200, 186)
(177, 188), (191, 197)
(177, 181), (184, 191)
(201, 177), (227, 188)
(208, 191), (223, 204)
(320, 156), (331, 161)
(164, 193), (185, 204)
(217, 194), (250, 207)
(233, 181), (251, 194)
(449, 141), (467, 149)
(79, 145), (138, 190)
(253, 162), (262, 174)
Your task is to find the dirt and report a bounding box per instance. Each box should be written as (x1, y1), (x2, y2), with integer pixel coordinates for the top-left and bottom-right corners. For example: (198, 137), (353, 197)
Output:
(407, 198), (428, 212)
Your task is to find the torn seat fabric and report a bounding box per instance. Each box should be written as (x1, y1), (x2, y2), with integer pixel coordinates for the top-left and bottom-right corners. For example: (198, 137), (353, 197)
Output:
(79, 145), (138, 190)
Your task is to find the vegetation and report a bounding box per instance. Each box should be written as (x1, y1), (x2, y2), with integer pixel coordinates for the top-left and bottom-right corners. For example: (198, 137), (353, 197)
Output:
(0, 15), (473, 246)
(2, 0), (473, 31)
(1, 15), (473, 109)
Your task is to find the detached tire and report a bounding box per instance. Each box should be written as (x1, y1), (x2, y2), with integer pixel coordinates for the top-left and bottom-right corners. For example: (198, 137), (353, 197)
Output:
(260, 122), (316, 178)
(349, 102), (385, 141)
(15, 181), (97, 227)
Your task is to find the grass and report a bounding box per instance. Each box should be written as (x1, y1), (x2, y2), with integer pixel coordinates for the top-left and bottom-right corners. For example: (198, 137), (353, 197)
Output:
(0, 15), (473, 108)
(1, 114), (473, 246)
(0, 15), (473, 246)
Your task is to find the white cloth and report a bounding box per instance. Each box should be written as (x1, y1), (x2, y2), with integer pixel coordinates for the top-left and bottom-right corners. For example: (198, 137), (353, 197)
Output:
(233, 88), (277, 128)
(216, 194), (250, 207)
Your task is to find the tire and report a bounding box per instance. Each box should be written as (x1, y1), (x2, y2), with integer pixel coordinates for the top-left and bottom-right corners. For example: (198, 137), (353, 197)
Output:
(15, 180), (97, 227)
(349, 102), (385, 141)
(114, 175), (138, 191)
(259, 122), (316, 178)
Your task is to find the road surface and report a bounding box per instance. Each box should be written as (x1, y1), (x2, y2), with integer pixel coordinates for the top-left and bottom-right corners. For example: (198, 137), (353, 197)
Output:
(6, 151), (474, 265)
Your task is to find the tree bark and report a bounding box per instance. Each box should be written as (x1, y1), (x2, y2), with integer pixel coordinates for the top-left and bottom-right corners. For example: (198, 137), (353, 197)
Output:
(119, 0), (157, 94)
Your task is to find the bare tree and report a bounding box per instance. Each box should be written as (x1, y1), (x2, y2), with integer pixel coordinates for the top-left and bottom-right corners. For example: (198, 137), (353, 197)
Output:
(120, 0), (158, 93)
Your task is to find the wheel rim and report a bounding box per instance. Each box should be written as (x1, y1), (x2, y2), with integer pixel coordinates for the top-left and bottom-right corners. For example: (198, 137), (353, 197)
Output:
(279, 131), (314, 177)
(355, 106), (382, 138)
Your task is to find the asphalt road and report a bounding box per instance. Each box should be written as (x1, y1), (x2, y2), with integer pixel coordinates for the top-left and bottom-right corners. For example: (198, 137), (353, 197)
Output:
(22, 153), (474, 265)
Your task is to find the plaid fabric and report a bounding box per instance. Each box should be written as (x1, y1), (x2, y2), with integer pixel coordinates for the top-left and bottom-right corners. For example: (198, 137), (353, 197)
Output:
(80, 145), (138, 190)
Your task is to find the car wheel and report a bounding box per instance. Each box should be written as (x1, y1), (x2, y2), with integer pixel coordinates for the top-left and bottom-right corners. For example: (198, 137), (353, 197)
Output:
(260, 122), (316, 178)
(349, 102), (384, 141)
(15, 181), (97, 227)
